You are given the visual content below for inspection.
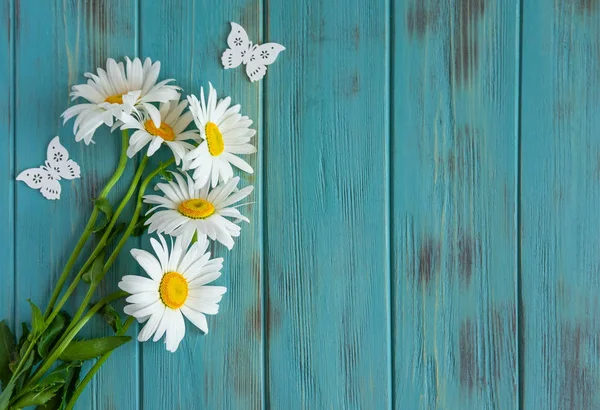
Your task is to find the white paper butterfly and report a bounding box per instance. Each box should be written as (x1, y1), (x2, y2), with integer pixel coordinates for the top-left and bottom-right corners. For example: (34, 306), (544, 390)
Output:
(16, 136), (81, 200)
(221, 22), (285, 82)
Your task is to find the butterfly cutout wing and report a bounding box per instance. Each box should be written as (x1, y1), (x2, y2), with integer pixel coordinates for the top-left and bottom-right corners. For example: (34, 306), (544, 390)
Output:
(46, 136), (81, 180)
(16, 136), (79, 200)
(16, 167), (62, 200)
(245, 43), (286, 82)
(221, 22), (252, 69)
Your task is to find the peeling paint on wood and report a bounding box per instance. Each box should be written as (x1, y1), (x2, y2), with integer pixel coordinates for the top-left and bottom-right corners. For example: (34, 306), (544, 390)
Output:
(0, 0), (15, 331)
(453, 0), (486, 85)
(521, 1), (600, 408)
(392, 0), (517, 408)
(3, 0), (600, 408)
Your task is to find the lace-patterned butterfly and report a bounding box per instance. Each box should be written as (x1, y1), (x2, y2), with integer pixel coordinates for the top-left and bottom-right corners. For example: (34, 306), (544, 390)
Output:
(17, 136), (81, 200)
(221, 22), (285, 82)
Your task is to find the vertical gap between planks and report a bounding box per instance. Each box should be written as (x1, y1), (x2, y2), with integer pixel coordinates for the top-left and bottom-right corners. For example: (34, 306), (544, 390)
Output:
(136, 0), (142, 409)
(260, 0), (269, 409)
(385, 0), (394, 408)
(11, 0), (17, 332)
(514, 0), (524, 408)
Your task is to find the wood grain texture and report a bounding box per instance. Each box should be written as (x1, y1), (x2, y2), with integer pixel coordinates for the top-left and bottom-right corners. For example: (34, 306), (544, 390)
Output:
(139, 1), (264, 409)
(392, 0), (518, 408)
(0, 0), (15, 329)
(264, 0), (391, 408)
(5, 0), (600, 408)
(13, 1), (139, 409)
(520, 1), (600, 408)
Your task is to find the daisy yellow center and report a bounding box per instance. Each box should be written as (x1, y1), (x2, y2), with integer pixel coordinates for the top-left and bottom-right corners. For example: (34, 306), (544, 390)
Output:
(144, 120), (176, 141)
(159, 271), (188, 309)
(178, 198), (215, 219)
(104, 94), (125, 104)
(205, 122), (225, 156)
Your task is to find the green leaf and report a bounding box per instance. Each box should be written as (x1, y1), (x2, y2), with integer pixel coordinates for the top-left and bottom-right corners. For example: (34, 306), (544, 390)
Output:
(59, 363), (81, 410)
(107, 222), (126, 242)
(0, 342), (37, 410)
(99, 304), (123, 334)
(92, 198), (114, 234)
(159, 167), (172, 181)
(94, 198), (113, 219)
(82, 252), (105, 285)
(18, 323), (29, 347)
(33, 362), (81, 410)
(0, 321), (15, 389)
(13, 362), (76, 409)
(38, 312), (70, 359)
(41, 362), (81, 387)
(59, 336), (131, 362)
(13, 349), (34, 393)
(35, 389), (63, 410)
(92, 216), (110, 234)
(11, 383), (63, 408)
(0, 377), (15, 410)
(9, 323), (31, 374)
(27, 300), (45, 337)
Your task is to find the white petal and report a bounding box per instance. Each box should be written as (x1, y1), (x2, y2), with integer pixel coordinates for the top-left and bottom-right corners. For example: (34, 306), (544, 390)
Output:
(130, 249), (163, 281)
(118, 275), (157, 293)
(165, 309), (185, 352)
(143, 102), (162, 128)
(181, 306), (208, 334)
(222, 152), (254, 174)
(138, 306), (165, 342)
(153, 307), (171, 342)
(126, 291), (159, 304)
(146, 137), (164, 157)
(124, 300), (162, 318)
(150, 235), (170, 272)
(187, 270), (222, 287)
(216, 185), (254, 209)
(184, 296), (220, 315)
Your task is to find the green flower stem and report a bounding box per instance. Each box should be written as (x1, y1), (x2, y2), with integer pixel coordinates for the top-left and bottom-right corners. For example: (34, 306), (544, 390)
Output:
(13, 291), (128, 403)
(60, 159), (174, 409)
(65, 316), (135, 410)
(19, 158), (173, 402)
(105, 158), (175, 272)
(66, 155), (149, 329)
(34, 153), (148, 368)
(9, 132), (131, 385)
(24, 154), (150, 395)
(44, 131), (129, 318)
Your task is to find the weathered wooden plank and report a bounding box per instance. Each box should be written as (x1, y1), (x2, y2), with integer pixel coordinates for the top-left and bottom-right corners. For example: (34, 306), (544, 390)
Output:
(139, 1), (264, 409)
(520, 1), (600, 408)
(264, 0), (390, 408)
(392, 0), (518, 408)
(0, 0), (14, 329)
(13, 1), (139, 409)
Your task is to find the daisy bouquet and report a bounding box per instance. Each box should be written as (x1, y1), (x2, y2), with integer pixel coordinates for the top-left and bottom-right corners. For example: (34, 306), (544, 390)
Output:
(0, 57), (256, 409)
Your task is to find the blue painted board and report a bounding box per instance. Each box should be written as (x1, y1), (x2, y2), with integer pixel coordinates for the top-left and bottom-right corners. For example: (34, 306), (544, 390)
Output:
(139, 1), (264, 409)
(13, 1), (139, 409)
(392, 0), (518, 408)
(0, 0), (15, 330)
(3, 0), (600, 409)
(520, 1), (600, 408)
(264, 0), (391, 408)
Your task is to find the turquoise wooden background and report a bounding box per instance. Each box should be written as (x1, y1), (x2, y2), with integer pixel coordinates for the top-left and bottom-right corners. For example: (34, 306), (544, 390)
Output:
(1, 0), (600, 408)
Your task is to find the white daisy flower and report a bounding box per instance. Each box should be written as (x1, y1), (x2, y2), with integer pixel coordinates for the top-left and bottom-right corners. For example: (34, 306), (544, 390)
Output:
(144, 172), (253, 250)
(119, 234), (226, 352)
(185, 83), (257, 188)
(62, 57), (180, 144)
(119, 99), (199, 164)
